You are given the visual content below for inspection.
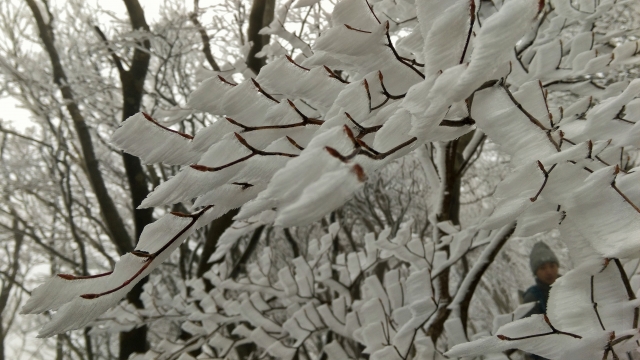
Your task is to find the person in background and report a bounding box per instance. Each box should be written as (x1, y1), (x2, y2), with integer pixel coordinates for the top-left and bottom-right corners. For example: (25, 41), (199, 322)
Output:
(522, 242), (560, 360)
(523, 242), (560, 315)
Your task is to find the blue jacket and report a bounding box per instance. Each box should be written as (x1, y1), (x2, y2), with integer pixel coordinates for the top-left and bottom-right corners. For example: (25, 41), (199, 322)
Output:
(522, 278), (552, 360)
(523, 278), (551, 315)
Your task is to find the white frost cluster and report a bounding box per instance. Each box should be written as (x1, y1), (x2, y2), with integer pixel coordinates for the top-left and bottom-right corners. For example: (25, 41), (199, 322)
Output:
(23, 0), (640, 358)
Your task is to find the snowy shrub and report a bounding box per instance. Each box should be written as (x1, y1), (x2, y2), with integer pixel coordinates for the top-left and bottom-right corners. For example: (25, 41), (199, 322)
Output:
(21, 0), (640, 358)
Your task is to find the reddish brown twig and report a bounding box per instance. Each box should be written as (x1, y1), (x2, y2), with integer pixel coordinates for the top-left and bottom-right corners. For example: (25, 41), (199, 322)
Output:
(141, 112), (193, 140)
(530, 161), (556, 202)
(497, 314), (582, 341)
(80, 206), (213, 299)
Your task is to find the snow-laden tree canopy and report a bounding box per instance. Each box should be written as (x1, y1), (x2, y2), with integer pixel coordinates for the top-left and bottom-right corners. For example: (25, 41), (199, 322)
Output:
(21, 0), (640, 358)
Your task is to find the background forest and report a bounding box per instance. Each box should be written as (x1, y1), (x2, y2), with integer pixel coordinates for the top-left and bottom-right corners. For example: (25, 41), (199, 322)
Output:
(1, 0), (640, 359)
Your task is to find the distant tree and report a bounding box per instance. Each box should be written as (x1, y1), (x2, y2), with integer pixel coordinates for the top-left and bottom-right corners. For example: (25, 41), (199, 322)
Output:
(0, 0), (274, 358)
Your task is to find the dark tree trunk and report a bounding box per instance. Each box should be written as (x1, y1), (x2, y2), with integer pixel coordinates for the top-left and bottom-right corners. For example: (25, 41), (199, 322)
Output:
(0, 321), (4, 360)
(190, 0), (221, 72)
(427, 135), (471, 342)
(192, 0), (277, 289)
(24, 0), (134, 255)
(426, 131), (515, 343)
(246, 0), (276, 74)
(0, 220), (23, 360)
(118, 1), (154, 358)
(229, 226), (266, 280)
(197, 209), (239, 291)
(119, 0), (153, 242)
(459, 226), (516, 330)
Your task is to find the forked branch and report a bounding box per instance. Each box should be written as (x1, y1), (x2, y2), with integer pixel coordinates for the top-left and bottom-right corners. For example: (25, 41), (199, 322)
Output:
(78, 206), (213, 299)
(345, 112), (382, 138)
(501, 84), (560, 151)
(611, 165), (640, 215)
(530, 161), (556, 202)
(189, 133), (299, 173)
(497, 314), (582, 341)
(325, 125), (417, 162)
(378, 71), (406, 100)
(383, 22), (425, 79)
(612, 258), (639, 328)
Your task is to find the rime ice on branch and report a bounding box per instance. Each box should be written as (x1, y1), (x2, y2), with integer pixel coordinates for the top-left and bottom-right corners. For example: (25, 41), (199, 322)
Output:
(23, 0), (640, 358)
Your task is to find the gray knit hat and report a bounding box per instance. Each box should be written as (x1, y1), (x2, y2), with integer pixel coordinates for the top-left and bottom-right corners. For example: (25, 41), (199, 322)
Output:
(530, 242), (559, 274)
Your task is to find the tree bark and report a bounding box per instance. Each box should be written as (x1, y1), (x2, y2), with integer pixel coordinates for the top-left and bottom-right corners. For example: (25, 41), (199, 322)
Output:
(283, 228), (301, 258)
(427, 135), (472, 342)
(25, 0), (155, 357)
(196, 209), (239, 291)
(194, 0), (277, 289)
(229, 225), (266, 280)
(0, 220), (23, 360)
(118, 0), (154, 358)
(24, 0), (134, 255)
(190, 0), (221, 72)
(119, 0), (153, 244)
(458, 225), (516, 330)
(246, 0), (276, 74)
(426, 131), (514, 344)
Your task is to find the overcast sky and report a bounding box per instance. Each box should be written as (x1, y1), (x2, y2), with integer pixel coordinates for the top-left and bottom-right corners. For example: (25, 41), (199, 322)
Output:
(0, 97), (30, 130)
